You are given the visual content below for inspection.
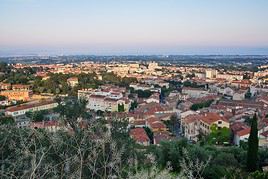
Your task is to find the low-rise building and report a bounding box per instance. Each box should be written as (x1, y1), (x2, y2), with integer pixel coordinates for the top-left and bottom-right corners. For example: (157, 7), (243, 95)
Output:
(153, 131), (172, 145)
(145, 93), (159, 103)
(0, 90), (32, 101)
(199, 112), (230, 135)
(231, 122), (250, 146)
(217, 74), (243, 81)
(130, 128), (150, 146)
(30, 120), (62, 132)
(67, 77), (79, 87)
(182, 87), (210, 98)
(12, 84), (30, 91)
(0, 83), (11, 90)
(5, 100), (58, 117)
(233, 90), (247, 101)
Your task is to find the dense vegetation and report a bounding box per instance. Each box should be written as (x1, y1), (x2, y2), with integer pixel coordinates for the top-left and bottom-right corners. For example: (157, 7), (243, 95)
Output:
(190, 100), (214, 111)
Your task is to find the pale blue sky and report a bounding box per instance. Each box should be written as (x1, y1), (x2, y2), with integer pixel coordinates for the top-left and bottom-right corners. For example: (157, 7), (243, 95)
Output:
(0, 0), (268, 55)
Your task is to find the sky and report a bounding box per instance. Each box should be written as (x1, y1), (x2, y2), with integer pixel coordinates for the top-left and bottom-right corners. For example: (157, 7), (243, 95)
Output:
(0, 0), (268, 56)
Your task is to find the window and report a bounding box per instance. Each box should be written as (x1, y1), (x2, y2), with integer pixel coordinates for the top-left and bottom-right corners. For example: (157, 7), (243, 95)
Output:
(218, 121), (222, 124)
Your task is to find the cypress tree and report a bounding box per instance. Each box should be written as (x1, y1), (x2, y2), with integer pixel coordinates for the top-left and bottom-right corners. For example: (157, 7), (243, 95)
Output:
(247, 113), (259, 172)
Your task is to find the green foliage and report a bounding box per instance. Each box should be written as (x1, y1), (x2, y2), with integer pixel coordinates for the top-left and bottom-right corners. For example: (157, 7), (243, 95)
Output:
(183, 81), (205, 88)
(245, 89), (252, 99)
(161, 86), (172, 97)
(110, 118), (137, 169)
(154, 139), (188, 171)
(143, 126), (153, 144)
(77, 72), (99, 89)
(185, 73), (195, 79)
(249, 171), (268, 179)
(0, 62), (10, 73)
(26, 110), (49, 122)
(136, 90), (153, 98)
(0, 116), (15, 125)
(0, 85), (266, 179)
(206, 125), (231, 145)
(120, 77), (137, 87)
(190, 100), (214, 111)
(163, 115), (179, 135)
(31, 72), (137, 96)
(0, 95), (6, 101)
(247, 114), (259, 172)
(102, 72), (121, 85)
(118, 103), (125, 112)
(130, 100), (138, 111)
(0, 121), (133, 178)
(55, 98), (91, 133)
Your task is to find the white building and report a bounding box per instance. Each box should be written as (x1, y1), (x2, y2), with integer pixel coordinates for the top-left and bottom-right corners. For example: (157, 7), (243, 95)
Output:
(233, 90), (247, 101)
(5, 100), (58, 117)
(78, 88), (130, 112)
(217, 74), (243, 81)
(182, 87), (210, 98)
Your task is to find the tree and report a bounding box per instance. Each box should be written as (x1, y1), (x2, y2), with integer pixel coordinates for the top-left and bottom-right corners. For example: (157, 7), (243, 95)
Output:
(190, 100), (214, 111)
(0, 95), (6, 101)
(207, 125), (231, 145)
(55, 98), (91, 133)
(249, 171), (268, 179)
(120, 77), (137, 87)
(247, 113), (259, 172)
(130, 101), (138, 111)
(143, 126), (153, 144)
(26, 111), (48, 122)
(136, 90), (153, 98)
(118, 104), (125, 112)
(0, 116), (15, 125)
(0, 120), (128, 178)
(245, 89), (252, 99)
(163, 115), (180, 136)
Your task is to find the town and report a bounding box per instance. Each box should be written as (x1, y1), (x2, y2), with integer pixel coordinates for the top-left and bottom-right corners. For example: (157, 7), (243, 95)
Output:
(0, 60), (268, 147)
(1, 57), (268, 178)
(1, 0), (268, 178)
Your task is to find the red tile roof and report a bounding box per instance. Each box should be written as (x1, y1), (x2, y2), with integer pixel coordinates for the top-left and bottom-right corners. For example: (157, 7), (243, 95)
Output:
(231, 122), (250, 137)
(200, 112), (228, 125)
(184, 114), (200, 124)
(149, 121), (166, 130)
(133, 120), (146, 126)
(6, 100), (57, 112)
(153, 131), (172, 144)
(237, 128), (251, 137)
(130, 128), (149, 143)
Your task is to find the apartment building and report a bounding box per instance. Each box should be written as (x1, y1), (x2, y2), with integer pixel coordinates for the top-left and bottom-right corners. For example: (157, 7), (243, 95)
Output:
(182, 114), (200, 141)
(78, 88), (130, 112)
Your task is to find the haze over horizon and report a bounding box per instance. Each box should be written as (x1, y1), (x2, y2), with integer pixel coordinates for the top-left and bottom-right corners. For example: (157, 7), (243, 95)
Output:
(1, 0), (268, 56)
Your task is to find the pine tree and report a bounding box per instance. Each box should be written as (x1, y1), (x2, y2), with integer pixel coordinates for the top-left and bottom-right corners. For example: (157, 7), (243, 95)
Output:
(247, 113), (259, 172)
